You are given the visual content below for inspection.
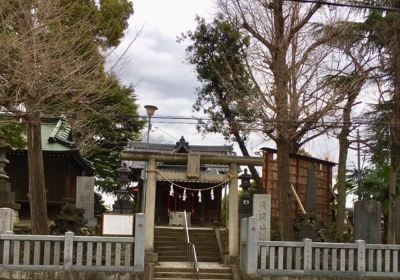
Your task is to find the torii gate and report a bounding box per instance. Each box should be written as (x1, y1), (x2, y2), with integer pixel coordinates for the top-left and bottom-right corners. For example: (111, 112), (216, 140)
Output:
(121, 150), (263, 259)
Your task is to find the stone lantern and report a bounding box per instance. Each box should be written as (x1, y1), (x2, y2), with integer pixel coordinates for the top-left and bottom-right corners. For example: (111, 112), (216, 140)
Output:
(0, 133), (11, 180)
(0, 132), (20, 229)
(113, 163), (134, 214)
(239, 168), (253, 220)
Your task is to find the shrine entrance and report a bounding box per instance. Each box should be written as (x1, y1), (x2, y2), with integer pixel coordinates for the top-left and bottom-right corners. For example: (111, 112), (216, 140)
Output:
(155, 181), (225, 226)
(122, 137), (263, 259)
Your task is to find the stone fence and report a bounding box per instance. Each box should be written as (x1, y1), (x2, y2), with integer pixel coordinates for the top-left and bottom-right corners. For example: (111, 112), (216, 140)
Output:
(0, 214), (145, 274)
(241, 217), (400, 278)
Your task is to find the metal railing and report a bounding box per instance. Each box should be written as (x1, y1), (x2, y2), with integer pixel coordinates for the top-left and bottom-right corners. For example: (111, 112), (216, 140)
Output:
(184, 210), (199, 280)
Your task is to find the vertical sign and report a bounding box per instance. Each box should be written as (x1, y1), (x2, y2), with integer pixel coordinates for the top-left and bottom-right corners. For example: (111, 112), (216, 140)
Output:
(252, 194), (271, 241)
(0, 207), (13, 233)
(76, 176), (95, 223)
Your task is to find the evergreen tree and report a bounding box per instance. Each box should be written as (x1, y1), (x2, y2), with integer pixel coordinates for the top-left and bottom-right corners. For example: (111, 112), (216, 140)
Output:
(182, 16), (263, 192)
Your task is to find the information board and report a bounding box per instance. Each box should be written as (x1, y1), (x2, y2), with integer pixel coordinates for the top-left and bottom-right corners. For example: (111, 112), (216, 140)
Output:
(102, 213), (134, 236)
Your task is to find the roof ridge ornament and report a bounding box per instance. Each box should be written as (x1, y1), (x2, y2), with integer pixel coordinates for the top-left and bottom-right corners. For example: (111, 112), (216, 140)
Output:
(174, 136), (189, 153)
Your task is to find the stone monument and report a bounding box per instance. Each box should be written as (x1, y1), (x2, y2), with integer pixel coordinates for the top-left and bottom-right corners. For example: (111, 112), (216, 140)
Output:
(305, 164), (317, 213)
(252, 194), (271, 241)
(294, 165), (321, 241)
(0, 207), (13, 233)
(76, 176), (96, 225)
(354, 199), (381, 244)
(0, 132), (20, 224)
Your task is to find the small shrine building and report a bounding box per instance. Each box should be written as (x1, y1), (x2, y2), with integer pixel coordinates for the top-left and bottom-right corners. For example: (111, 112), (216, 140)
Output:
(122, 136), (263, 258)
(126, 137), (235, 226)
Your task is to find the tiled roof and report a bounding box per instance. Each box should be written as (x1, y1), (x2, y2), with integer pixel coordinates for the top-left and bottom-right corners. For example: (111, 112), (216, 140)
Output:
(127, 137), (235, 156)
(45, 119), (75, 150)
(126, 137), (235, 174)
(9, 118), (92, 174)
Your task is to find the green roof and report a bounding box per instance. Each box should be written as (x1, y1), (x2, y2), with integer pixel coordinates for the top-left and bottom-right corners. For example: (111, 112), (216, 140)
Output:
(12, 118), (93, 174)
(42, 119), (74, 151)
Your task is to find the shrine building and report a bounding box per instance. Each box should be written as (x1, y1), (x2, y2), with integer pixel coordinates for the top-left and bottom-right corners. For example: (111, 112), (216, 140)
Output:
(122, 136), (263, 258)
(126, 137), (236, 226)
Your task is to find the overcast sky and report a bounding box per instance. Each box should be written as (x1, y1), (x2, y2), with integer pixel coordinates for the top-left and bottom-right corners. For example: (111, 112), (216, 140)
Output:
(107, 1), (229, 146)
(106, 0), (351, 165)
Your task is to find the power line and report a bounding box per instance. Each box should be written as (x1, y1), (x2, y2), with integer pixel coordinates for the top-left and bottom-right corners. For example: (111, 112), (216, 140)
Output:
(1, 113), (398, 127)
(135, 115), (397, 126)
(285, 0), (400, 12)
(152, 125), (179, 141)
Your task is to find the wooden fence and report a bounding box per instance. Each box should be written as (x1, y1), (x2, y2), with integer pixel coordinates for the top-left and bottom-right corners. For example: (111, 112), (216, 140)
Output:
(241, 217), (400, 278)
(0, 213), (145, 272)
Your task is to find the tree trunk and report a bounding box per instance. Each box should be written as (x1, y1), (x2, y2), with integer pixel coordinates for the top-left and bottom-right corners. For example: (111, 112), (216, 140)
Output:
(388, 166), (397, 243)
(27, 111), (48, 234)
(277, 137), (293, 240)
(336, 117), (350, 242)
(388, 49), (400, 244)
(336, 92), (357, 242)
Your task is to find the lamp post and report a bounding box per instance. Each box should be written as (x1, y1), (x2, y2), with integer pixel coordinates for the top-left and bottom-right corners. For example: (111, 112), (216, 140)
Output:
(141, 105), (158, 212)
(144, 105), (158, 144)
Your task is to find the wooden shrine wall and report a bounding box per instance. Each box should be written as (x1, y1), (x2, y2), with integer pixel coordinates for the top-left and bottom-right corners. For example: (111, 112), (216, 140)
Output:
(262, 150), (334, 223)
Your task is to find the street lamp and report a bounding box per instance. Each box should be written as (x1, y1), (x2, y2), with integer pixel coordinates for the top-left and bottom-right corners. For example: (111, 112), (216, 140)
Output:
(142, 105), (158, 212)
(144, 105), (158, 144)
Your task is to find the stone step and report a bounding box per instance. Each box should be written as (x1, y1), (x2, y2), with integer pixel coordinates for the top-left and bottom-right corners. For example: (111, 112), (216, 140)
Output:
(157, 251), (220, 258)
(155, 229), (216, 235)
(154, 235), (216, 241)
(158, 256), (222, 262)
(154, 278), (231, 280)
(155, 240), (217, 245)
(155, 229), (216, 232)
(153, 271), (232, 279)
(156, 247), (219, 253)
(154, 279), (231, 280)
(154, 266), (232, 273)
(154, 227), (221, 263)
(155, 245), (218, 252)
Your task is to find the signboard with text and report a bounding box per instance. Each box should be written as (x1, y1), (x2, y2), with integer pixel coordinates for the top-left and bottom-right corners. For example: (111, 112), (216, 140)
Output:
(102, 213), (134, 236)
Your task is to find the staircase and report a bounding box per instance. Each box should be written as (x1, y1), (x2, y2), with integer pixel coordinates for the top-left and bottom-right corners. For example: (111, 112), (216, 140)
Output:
(154, 263), (233, 280)
(154, 227), (221, 262)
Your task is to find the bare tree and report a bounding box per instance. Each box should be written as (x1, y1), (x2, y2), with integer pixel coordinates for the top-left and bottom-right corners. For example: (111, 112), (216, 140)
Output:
(324, 52), (376, 241)
(0, 0), (113, 234)
(217, 0), (349, 239)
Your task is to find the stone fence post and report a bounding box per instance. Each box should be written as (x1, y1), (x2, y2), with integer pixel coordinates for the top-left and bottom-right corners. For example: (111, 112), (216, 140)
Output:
(134, 213), (145, 271)
(356, 239), (366, 275)
(240, 218), (248, 272)
(245, 216), (258, 275)
(63, 231), (74, 271)
(303, 238), (312, 272)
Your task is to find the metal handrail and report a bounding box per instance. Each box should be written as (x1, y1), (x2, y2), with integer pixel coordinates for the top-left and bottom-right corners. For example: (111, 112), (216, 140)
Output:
(184, 210), (199, 280)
